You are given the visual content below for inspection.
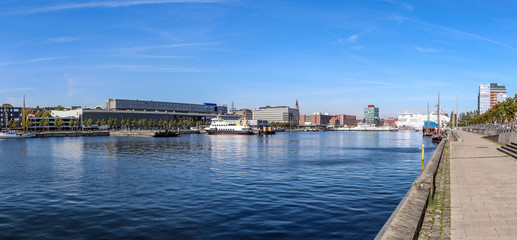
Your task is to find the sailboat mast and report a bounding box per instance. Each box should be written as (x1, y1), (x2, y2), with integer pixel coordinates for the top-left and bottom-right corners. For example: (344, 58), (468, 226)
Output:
(23, 95), (26, 133)
(427, 101), (430, 126)
(437, 92), (441, 132)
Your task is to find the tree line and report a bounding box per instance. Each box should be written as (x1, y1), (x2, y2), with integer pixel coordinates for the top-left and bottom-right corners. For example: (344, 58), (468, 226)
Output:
(459, 94), (517, 126)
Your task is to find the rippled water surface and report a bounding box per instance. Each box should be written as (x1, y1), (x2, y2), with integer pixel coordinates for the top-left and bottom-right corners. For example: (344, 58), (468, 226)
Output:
(0, 131), (436, 239)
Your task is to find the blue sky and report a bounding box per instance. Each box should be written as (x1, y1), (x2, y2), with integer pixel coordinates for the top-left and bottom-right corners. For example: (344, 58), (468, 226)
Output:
(1, 0), (517, 117)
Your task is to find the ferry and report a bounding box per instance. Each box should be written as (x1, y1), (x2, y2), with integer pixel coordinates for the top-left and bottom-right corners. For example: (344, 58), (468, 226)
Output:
(205, 118), (253, 135)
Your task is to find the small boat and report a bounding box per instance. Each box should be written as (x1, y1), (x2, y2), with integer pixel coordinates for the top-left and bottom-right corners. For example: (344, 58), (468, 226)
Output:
(153, 130), (179, 137)
(0, 130), (36, 139)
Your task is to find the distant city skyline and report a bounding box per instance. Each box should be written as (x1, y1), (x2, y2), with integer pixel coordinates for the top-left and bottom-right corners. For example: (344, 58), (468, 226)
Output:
(1, 1), (517, 117)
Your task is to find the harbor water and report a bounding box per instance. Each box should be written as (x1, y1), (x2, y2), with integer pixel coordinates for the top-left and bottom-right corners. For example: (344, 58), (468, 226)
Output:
(0, 131), (436, 239)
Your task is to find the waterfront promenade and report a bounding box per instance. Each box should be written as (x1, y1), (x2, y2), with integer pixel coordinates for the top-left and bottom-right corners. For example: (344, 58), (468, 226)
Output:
(452, 130), (517, 239)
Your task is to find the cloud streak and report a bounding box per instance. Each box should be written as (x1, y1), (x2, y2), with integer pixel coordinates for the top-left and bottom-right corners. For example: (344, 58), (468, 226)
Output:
(47, 36), (80, 43)
(8, 0), (230, 15)
(0, 57), (66, 66)
(342, 29), (371, 43)
(414, 47), (441, 53)
(92, 64), (214, 73)
(0, 87), (34, 93)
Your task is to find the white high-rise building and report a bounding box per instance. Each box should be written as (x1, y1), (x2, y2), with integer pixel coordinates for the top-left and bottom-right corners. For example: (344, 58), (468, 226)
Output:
(478, 83), (507, 114)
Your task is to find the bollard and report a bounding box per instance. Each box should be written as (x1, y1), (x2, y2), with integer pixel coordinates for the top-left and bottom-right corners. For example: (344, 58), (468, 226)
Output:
(421, 144), (425, 169)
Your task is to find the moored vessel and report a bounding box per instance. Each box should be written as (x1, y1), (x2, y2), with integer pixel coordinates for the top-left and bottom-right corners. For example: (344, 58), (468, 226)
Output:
(205, 117), (253, 135)
(0, 130), (36, 139)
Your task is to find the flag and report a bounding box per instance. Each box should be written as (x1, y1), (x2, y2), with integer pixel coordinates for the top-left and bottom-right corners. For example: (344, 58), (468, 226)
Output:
(435, 105), (438, 107)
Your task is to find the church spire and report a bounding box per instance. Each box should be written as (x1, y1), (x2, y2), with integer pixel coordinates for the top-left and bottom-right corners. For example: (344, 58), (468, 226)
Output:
(295, 100), (299, 109)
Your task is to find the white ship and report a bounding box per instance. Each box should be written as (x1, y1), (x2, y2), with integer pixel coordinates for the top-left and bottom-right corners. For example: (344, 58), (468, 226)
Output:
(205, 117), (253, 135)
(0, 130), (36, 139)
(396, 110), (450, 129)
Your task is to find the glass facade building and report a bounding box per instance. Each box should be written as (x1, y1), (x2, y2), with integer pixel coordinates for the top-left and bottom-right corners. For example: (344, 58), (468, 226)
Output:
(364, 105), (379, 127)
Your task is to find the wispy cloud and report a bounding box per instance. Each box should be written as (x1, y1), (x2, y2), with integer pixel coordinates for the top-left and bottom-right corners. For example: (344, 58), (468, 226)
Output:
(341, 29), (371, 43)
(122, 42), (219, 53)
(0, 57), (66, 66)
(346, 34), (360, 42)
(92, 64), (214, 73)
(47, 36), (79, 43)
(8, 0), (230, 15)
(342, 77), (390, 86)
(118, 42), (218, 58)
(402, 3), (414, 11)
(414, 47), (441, 53)
(392, 17), (517, 51)
(0, 87), (34, 93)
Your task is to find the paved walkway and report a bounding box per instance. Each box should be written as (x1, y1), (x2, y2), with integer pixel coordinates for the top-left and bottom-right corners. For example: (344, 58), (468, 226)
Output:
(451, 130), (517, 239)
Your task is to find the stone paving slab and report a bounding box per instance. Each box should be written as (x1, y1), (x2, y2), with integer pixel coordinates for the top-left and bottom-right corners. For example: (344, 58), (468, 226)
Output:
(451, 130), (517, 239)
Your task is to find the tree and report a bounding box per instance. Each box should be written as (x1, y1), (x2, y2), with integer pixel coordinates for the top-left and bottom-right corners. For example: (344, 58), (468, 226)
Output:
(100, 119), (107, 127)
(131, 119), (138, 128)
(34, 110), (43, 118)
(54, 119), (64, 130)
(74, 119), (80, 129)
(42, 110), (52, 118)
(147, 119), (153, 129)
(27, 120), (33, 130)
(69, 119), (75, 130)
(113, 118), (119, 129)
(187, 119), (195, 127)
(54, 105), (65, 111)
(84, 118), (93, 127)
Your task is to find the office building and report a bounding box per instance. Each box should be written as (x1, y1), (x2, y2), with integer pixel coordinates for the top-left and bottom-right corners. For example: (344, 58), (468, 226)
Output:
(106, 99), (227, 114)
(310, 113), (333, 125)
(337, 114), (357, 127)
(478, 83), (507, 114)
(253, 105), (299, 124)
(0, 107), (22, 128)
(364, 105), (379, 126)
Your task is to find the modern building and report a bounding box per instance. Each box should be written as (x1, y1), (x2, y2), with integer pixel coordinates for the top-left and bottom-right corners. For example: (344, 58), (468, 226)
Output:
(47, 99), (229, 128)
(235, 108), (253, 120)
(364, 105), (380, 126)
(478, 83), (507, 114)
(106, 99), (227, 114)
(0, 107), (22, 129)
(311, 113), (333, 125)
(337, 114), (357, 127)
(253, 105), (299, 125)
(329, 117), (340, 126)
(380, 117), (398, 127)
(299, 115), (311, 126)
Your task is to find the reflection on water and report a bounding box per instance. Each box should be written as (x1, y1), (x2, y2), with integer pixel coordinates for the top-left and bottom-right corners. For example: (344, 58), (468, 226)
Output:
(0, 131), (436, 239)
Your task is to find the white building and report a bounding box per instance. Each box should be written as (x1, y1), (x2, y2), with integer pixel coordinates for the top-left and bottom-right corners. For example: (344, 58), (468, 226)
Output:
(253, 106), (299, 124)
(396, 110), (450, 129)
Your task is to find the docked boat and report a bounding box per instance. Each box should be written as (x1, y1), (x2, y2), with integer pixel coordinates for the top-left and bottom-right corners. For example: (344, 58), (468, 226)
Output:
(0, 95), (35, 139)
(153, 130), (179, 137)
(205, 118), (253, 135)
(0, 130), (36, 139)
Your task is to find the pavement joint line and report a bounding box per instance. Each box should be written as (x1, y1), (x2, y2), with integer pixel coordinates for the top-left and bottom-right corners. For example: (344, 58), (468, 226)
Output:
(449, 156), (508, 159)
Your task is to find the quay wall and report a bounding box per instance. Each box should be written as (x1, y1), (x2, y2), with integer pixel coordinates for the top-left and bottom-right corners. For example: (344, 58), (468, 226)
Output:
(375, 139), (446, 240)
(36, 131), (109, 138)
